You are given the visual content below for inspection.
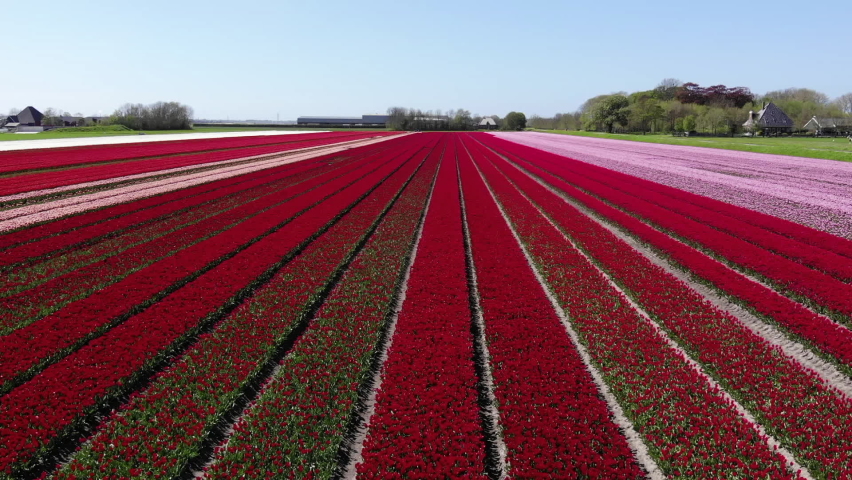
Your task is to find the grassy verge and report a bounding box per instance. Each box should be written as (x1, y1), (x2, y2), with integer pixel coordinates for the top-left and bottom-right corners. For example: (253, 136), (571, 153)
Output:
(528, 129), (852, 162)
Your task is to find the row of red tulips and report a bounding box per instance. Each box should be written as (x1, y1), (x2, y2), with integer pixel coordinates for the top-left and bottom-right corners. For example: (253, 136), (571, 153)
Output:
(0, 137), (420, 477)
(0, 148), (364, 268)
(204, 138), (443, 480)
(523, 143), (852, 278)
(0, 153), (377, 338)
(457, 139), (645, 478)
(481, 136), (852, 378)
(0, 141), (366, 252)
(356, 139), (489, 479)
(473, 134), (852, 476)
(0, 149), (388, 355)
(52, 136), (437, 480)
(0, 130), (377, 175)
(0, 132), (388, 197)
(0, 155), (363, 303)
(469, 135), (798, 478)
(487, 137), (852, 322)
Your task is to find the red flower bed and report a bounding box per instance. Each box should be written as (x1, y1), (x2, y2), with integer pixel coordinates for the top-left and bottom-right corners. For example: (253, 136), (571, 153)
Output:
(467, 135), (797, 478)
(457, 140), (644, 478)
(481, 135), (852, 373)
(0, 158), (358, 292)
(356, 138), (489, 479)
(519, 142), (852, 283)
(54, 135), (438, 480)
(0, 138), (415, 476)
(0, 155), (373, 335)
(0, 146), (359, 252)
(482, 137), (852, 322)
(472, 134), (852, 476)
(203, 136), (443, 480)
(0, 149), (363, 266)
(0, 132), (389, 196)
(0, 149), (391, 382)
(0, 131), (379, 174)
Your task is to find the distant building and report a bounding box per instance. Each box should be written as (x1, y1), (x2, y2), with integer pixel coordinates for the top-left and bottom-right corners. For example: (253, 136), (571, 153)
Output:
(83, 116), (108, 125)
(60, 116), (83, 127)
(479, 117), (498, 130)
(743, 102), (794, 135)
(17, 106), (44, 127)
(1, 115), (19, 132)
(296, 114), (389, 127)
(803, 116), (852, 136)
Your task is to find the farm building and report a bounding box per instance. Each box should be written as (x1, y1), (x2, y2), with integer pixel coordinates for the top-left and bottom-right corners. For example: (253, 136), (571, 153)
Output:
(479, 117), (498, 130)
(803, 116), (852, 136)
(742, 102), (794, 135)
(17, 106), (44, 127)
(60, 116), (83, 127)
(296, 115), (389, 127)
(1, 115), (19, 127)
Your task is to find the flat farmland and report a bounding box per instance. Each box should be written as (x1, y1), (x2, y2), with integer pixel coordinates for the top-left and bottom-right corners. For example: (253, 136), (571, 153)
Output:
(1, 131), (852, 479)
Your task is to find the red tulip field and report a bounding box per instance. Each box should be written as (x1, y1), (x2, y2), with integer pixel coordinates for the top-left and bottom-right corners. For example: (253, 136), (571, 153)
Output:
(2, 131), (852, 479)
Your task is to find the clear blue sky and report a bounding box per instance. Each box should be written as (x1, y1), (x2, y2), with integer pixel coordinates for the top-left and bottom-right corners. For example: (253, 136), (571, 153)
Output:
(4, 0), (850, 120)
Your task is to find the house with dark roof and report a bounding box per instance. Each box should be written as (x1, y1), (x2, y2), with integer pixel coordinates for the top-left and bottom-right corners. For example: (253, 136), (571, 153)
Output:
(803, 116), (852, 136)
(743, 102), (794, 135)
(17, 106), (44, 127)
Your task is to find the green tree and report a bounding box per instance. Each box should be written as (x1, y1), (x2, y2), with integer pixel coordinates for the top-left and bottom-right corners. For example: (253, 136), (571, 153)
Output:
(683, 115), (696, 133)
(593, 95), (630, 133)
(503, 111), (527, 130)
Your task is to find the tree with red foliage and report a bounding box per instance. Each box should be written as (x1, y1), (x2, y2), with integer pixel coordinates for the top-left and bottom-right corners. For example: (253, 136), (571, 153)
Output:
(676, 83), (754, 108)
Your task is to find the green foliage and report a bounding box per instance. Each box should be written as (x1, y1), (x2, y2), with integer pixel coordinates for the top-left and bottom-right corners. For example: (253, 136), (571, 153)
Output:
(592, 95), (630, 133)
(551, 80), (852, 136)
(46, 125), (133, 133)
(528, 113), (580, 131)
(503, 111), (527, 131)
(108, 101), (194, 130)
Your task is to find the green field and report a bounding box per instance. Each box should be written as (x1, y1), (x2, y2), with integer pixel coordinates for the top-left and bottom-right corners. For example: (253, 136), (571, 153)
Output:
(0, 125), (367, 142)
(531, 129), (852, 162)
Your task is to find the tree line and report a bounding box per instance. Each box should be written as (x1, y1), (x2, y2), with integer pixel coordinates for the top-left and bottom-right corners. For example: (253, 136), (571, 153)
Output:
(5, 102), (194, 130)
(386, 107), (526, 131)
(108, 102), (194, 130)
(529, 79), (852, 135)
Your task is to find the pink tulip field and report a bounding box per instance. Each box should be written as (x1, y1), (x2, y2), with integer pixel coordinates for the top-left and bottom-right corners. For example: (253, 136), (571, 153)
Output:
(1, 130), (851, 479)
